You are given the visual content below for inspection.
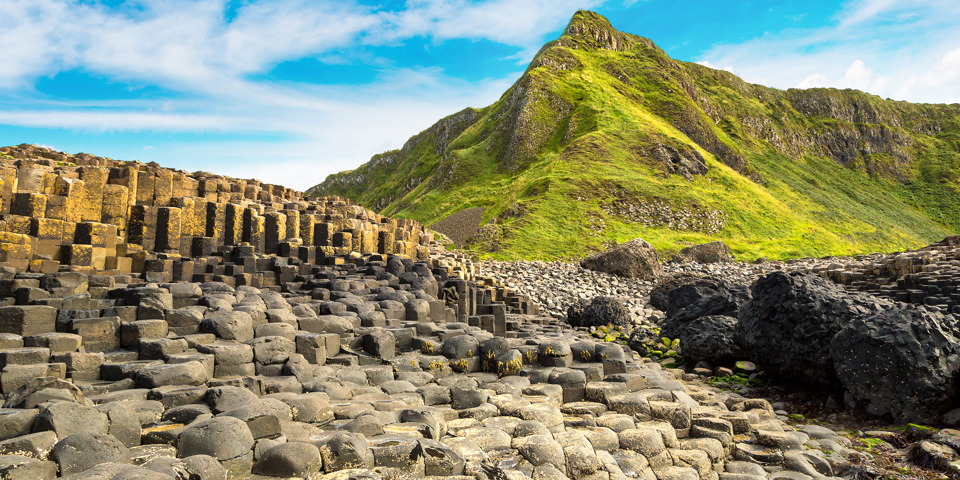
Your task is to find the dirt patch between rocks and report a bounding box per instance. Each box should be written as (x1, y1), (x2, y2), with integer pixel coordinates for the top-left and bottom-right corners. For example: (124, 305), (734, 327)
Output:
(429, 207), (486, 246)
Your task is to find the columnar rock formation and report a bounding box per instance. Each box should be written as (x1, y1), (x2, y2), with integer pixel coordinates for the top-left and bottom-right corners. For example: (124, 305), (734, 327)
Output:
(806, 235), (960, 314)
(0, 144), (429, 277)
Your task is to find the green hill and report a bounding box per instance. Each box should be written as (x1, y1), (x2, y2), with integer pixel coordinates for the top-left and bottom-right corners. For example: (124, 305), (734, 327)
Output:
(310, 11), (960, 261)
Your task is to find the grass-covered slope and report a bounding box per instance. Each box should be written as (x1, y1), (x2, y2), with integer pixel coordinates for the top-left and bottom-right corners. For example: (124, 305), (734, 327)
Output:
(311, 11), (960, 261)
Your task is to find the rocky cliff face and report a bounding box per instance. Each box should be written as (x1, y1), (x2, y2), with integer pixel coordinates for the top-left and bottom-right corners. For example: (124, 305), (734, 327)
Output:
(311, 10), (960, 261)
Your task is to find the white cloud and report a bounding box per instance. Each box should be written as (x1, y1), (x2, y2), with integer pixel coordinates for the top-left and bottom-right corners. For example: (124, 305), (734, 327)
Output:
(381, 0), (602, 45)
(797, 74), (828, 89)
(695, 0), (960, 103)
(0, 65), (517, 189)
(33, 143), (62, 152)
(696, 61), (735, 74)
(0, 110), (240, 132)
(0, 0), (598, 91)
(838, 0), (899, 26)
(918, 45), (960, 87)
(798, 59), (890, 94)
(376, 0), (606, 64)
(839, 60), (872, 88)
(0, 0), (383, 92)
(0, 0), (583, 190)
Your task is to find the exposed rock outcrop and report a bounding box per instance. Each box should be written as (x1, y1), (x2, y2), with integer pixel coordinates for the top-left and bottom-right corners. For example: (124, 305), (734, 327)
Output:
(831, 304), (960, 423)
(573, 296), (631, 328)
(675, 241), (734, 264)
(580, 239), (663, 279)
(734, 271), (887, 390)
(650, 273), (749, 321)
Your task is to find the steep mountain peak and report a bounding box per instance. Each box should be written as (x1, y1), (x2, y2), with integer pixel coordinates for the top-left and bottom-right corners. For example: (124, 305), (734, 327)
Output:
(561, 10), (630, 51)
(313, 10), (960, 262)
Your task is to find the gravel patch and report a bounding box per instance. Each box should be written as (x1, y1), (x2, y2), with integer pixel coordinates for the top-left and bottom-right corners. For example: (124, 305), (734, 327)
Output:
(429, 207), (486, 246)
(479, 259), (820, 324)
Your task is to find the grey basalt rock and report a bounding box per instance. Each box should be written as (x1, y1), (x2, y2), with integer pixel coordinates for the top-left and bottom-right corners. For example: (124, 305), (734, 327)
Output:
(253, 442), (322, 477)
(33, 402), (108, 438)
(276, 394), (333, 424)
(480, 337), (512, 373)
(135, 361), (208, 389)
(419, 438), (465, 476)
(831, 304), (960, 423)
(515, 434), (565, 472)
(370, 434), (425, 475)
(735, 271), (886, 389)
(41, 272), (88, 296)
(451, 386), (488, 410)
(176, 416), (254, 461)
(221, 403), (282, 440)
(650, 272), (750, 321)
(341, 414), (384, 437)
(667, 315), (741, 364)
(162, 404), (211, 424)
(141, 454), (226, 480)
(0, 453), (58, 479)
(2, 377), (88, 409)
(362, 330), (396, 359)
(200, 311), (254, 342)
(196, 342), (253, 366)
(627, 326), (659, 357)
(60, 462), (176, 480)
(580, 238), (663, 279)
(577, 296), (631, 328)
(0, 410), (39, 442)
(97, 402), (142, 448)
(52, 432), (130, 476)
(441, 335), (479, 360)
(670, 281), (751, 324)
(565, 299), (590, 327)
(0, 234), (915, 480)
(249, 336), (295, 365)
(675, 241), (734, 264)
(312, 432), (374, 472)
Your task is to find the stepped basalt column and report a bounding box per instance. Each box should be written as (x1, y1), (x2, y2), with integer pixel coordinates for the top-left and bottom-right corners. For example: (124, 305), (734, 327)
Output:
(0, 145), (432, 278)
(806, 235), (960, 314)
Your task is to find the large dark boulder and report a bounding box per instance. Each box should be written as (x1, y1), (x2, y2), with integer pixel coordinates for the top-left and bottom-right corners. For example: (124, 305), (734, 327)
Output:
(831, 304), (960, 424)
(580, 239), (663, 279)
(574, 297), (631, 328)
(668, 315), (740, 364)
(649, 273), (705, 314)
(565, 299), (590, 327)
(735, 271), (887, 389)
(650, 273), (750, 321)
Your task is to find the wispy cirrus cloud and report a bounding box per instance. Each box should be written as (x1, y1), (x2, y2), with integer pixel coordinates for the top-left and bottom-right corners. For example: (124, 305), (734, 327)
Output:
(0, 0), (600, 90)
(0, 0), (598, 188)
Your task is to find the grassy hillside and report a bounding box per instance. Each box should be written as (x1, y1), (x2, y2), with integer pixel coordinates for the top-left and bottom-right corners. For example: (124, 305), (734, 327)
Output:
(311, 11), (960, 261)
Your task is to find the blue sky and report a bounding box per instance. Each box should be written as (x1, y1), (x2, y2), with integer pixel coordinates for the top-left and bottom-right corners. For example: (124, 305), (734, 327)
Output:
(2, 0), (959, 190)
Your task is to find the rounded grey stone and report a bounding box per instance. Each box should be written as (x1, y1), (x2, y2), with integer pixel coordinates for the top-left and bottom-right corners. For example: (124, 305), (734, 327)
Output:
(177, 416), (255, 461)
(52, 432), (130, 476)
(253, 442), (322, 477)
